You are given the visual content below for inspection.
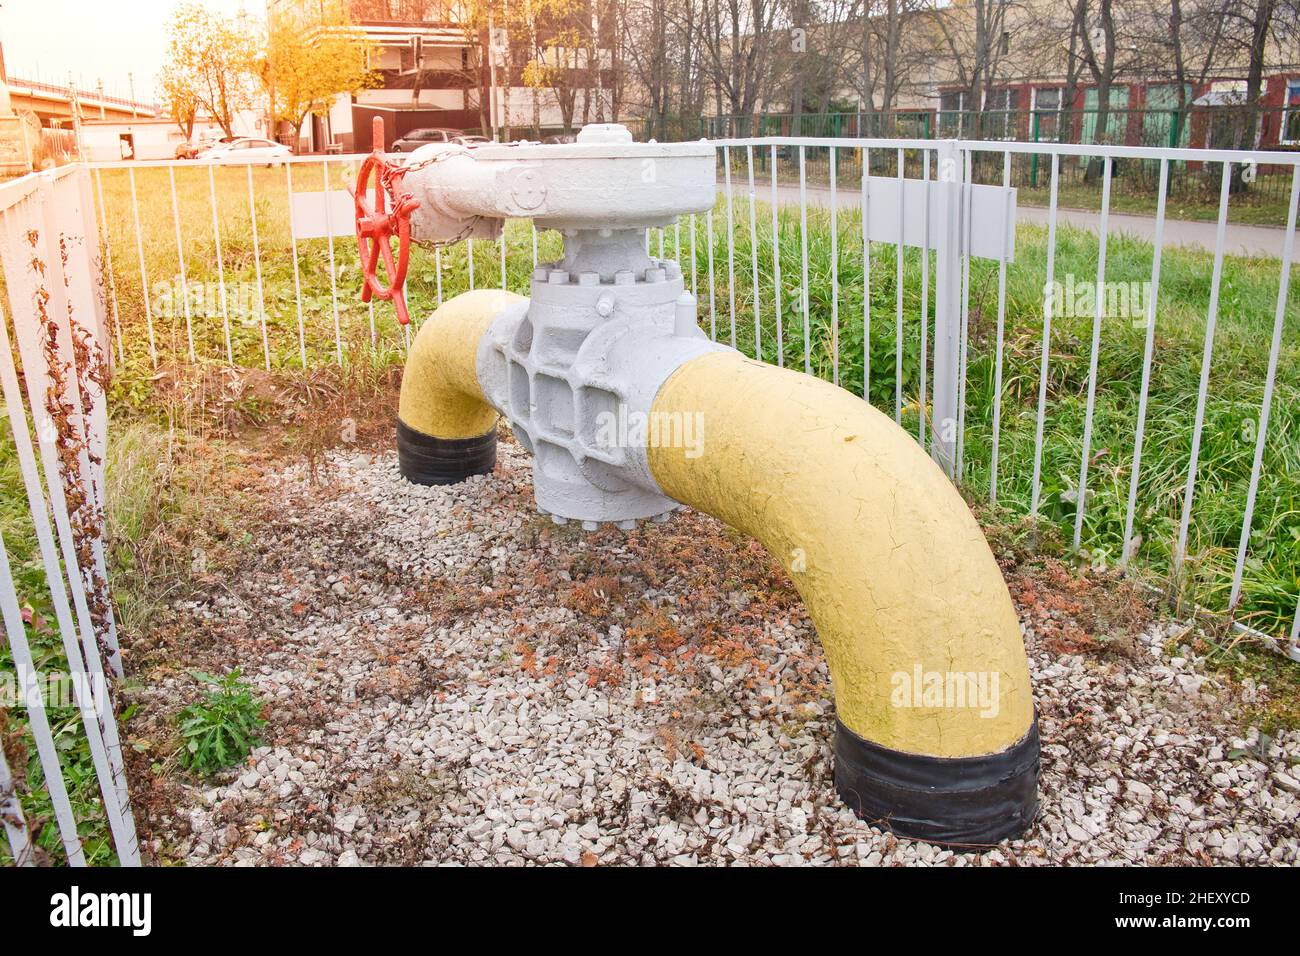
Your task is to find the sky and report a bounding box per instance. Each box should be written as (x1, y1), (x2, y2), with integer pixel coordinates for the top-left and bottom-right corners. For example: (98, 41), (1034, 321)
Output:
(0, 0), (260, 105)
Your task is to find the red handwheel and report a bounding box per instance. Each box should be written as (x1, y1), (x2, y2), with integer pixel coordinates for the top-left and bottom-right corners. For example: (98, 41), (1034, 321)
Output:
(353, 116), (420, 325)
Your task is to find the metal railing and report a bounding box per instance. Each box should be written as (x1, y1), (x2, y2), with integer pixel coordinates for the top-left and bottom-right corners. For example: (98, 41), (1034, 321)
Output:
(0, 166), (139, 866)
(3, 133), (1298, 862)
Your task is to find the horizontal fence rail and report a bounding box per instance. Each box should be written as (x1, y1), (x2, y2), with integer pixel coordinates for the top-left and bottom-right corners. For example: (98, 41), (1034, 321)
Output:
(2, 133), (1298, 861)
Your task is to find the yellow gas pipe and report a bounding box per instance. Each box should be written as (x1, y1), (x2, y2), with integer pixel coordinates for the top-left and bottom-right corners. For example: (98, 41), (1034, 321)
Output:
(399, 293), (1040, 845)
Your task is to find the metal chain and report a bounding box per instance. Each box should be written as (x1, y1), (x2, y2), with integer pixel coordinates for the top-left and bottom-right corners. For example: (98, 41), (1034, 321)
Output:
(373, 147), (485, 252)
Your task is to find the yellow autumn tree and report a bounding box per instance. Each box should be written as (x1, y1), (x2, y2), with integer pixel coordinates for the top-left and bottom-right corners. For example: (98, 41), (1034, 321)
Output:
(263, 6), (376, 149)
(159, 61), (201, 141)
(162, 2), (260, 137)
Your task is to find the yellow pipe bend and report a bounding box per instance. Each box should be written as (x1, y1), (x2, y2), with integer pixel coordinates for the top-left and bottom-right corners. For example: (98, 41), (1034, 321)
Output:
(647, 350), (1039, 841)
(396, 289), (525, 485)
(398, 289), (525, 439)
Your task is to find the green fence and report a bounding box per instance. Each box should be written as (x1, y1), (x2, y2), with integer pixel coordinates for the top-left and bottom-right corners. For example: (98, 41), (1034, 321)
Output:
(649, 106), (1300, 152)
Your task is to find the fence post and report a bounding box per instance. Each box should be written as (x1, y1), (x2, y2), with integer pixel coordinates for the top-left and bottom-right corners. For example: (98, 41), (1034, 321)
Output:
(930, 140), (963, 478)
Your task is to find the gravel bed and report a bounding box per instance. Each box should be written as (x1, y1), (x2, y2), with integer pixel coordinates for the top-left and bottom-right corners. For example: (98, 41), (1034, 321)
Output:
(142, 442), (1300, 866)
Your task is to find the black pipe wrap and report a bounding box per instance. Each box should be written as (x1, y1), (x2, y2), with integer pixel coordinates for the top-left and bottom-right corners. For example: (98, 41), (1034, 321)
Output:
(396, 418), (497, 485)
(833, 716), (1040, 847)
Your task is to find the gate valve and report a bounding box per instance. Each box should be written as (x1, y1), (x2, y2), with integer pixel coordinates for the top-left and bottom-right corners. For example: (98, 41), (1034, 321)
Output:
(352, 116), (419, 325)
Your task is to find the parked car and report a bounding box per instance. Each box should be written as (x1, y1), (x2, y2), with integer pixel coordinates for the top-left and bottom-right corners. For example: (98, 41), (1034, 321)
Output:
(390, 128), (464, 151)
(541, 133), (577, 145)
(176, 135), (235, 159)
(452, 134), (492, 146)
(197, 137), (292, 164)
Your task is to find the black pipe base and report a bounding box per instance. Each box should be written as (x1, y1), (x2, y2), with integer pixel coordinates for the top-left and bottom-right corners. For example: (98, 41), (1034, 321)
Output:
(833, 716), (1040, 847)
(396, 418), (497, 486)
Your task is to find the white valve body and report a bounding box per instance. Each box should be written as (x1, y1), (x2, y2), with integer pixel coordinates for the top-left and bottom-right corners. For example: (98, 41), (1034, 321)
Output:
(405, 123), (726, 527)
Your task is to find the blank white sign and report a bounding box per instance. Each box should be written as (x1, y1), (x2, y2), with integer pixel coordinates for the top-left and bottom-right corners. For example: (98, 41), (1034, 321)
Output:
(861, 178), (1017, 262)
(290, 190), (356, 240)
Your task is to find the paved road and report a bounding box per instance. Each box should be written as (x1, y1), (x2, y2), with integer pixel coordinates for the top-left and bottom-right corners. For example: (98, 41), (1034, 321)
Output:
(763, 184), (1289, 258)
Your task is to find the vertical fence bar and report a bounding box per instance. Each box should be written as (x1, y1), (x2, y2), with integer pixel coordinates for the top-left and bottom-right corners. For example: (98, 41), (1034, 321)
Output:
(0, 292), (138, 865)
(724, 146), (736, 347)
(919, 149), (930, 446)
(861, 145), (871, 399)
(746, 145), (761, 361)
(706, 208), (717, 340)
(284, 163), (307, 368)
(1122, 157), (1169, 561)
(1073, 156), (1113, 551)
(0, 681), (33, 864)
(127, 167), (156, 367)
(930, 140), (961, 477)
(500, 225), (508, 290)
(894, 147), (905, 423)
(435, 246), (444, 306)
(1175, 161), (1234, 569)
(771, 144), (784, 368)
(47, 172), (123, 676)
(1229, 165), (1300, 608)
(246, 164), (271, 370)
(1030, 153), (1061, 514)
(988, 150), (1012, 501)
(798, 145), (810, 374)
(1291, 596), (1299, 655)
(92, 169), (123, 364)
(322, 160), (343, 365)
(689, 214), (698, 303)
(956, 150), (973, 476)
(208, 163), (233, 365)
(829, 146), (840, 385)
(168, 167), (196, 362)
(0, 524), (83, 866)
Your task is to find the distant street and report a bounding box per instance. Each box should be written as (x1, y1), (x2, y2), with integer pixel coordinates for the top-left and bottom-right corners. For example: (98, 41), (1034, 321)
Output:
(763, 184), (1289, 258)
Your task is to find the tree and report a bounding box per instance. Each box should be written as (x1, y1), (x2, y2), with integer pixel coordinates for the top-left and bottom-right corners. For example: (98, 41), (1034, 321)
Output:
(162, 2), (260, 137)
(159, 61), (200, 141)
(924, 0), (1017, 138)
(698, 0), (784, 121)
(512, 0), (602, 133)
(1211, 0), (1299, 148)
(263, 8), (376, 148)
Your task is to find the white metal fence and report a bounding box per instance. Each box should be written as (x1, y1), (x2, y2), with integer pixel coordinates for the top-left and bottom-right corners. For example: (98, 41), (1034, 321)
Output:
(0, 166), (138, 866)
(2, 134), (1298, 863)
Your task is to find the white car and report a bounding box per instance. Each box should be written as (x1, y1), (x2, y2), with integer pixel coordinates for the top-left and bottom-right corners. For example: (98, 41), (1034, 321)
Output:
(198, 137), (292, 164)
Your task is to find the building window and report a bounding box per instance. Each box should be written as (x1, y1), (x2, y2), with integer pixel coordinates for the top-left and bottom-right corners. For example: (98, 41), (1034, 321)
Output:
(984, 88), (1019, 140)
(1032, 88), (1063, 141)
(939, 90), (965, 136)
(1001, 32), (1011, 56)
(1283, 80), (1300, 145)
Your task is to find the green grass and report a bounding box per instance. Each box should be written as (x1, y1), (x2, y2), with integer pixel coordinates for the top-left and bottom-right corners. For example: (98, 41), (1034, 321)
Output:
(2, 163), (1297, 864)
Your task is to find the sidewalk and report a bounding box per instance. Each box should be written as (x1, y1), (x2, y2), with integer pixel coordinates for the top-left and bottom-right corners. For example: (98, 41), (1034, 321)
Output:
(765, 184), (1288, 258)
